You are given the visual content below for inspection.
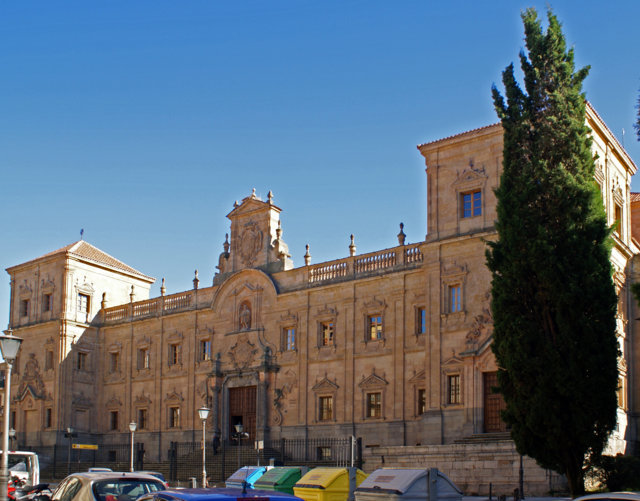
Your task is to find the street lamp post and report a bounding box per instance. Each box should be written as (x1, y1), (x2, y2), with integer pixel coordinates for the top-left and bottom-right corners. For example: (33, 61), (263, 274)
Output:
(129, 422), (137, 472)
(8, 430), (15, 452)
(197, 407), (209, 488)
(0, 330), (23, 501)
(65, 427), (76, 476)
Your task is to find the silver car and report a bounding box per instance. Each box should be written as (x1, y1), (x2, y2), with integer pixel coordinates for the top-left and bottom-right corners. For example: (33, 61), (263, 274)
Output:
(49, 472), (165, 501)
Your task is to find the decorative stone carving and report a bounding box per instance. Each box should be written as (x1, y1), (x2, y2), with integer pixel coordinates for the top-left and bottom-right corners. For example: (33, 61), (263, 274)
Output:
(239, 221), (264, 267)
(239, 301), (251, 330)
(17, 353), (45, 400)
(228, 335), (259, 370)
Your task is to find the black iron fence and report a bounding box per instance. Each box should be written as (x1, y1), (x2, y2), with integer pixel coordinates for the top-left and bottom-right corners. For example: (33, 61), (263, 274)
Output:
(28, 437), (362, 486)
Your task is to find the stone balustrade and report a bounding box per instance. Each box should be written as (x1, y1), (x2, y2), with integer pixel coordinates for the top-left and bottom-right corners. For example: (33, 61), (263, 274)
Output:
(308, 243), (423, 284)
(103, 291), (194, 324)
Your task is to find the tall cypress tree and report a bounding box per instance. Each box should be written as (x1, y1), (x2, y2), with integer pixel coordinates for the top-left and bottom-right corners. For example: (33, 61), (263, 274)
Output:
(487, 9), (619, 495)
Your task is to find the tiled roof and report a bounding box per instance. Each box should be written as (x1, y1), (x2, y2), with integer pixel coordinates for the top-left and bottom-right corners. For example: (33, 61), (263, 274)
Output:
(7, 241), (154, 282)
(631, 193), (640, 203)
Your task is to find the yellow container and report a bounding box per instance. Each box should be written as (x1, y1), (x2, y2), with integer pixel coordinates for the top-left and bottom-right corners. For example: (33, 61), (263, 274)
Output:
(293, 467), (368, 501)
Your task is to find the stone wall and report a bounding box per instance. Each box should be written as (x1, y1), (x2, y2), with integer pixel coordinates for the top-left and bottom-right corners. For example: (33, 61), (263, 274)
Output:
(362, 440), (567, 496)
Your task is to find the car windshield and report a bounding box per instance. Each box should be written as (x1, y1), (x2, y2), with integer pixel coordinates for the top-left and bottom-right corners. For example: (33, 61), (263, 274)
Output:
(92, 478), (164, 501)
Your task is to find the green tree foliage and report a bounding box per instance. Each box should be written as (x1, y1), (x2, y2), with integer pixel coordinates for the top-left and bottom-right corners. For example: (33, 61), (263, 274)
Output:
(487, 9), (619, 496)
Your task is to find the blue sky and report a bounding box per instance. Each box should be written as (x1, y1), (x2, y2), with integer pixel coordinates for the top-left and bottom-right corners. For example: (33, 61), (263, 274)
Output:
(2, 1), (639, 326)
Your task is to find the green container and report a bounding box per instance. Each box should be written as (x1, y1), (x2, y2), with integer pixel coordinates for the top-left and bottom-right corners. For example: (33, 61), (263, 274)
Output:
(254, 467), (306, 495)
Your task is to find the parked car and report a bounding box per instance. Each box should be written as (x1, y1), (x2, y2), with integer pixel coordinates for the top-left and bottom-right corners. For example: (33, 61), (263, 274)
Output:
(137, 488), (303, 501)
(45, 472), (165, 501)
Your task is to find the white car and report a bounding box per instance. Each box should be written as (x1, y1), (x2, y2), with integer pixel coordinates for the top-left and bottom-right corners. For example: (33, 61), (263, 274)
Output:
(48, 472), (165, 501)
(575, 493), (640, 501)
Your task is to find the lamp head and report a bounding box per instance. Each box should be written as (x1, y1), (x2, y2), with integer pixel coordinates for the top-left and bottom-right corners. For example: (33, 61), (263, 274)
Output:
(9, 428), (15, 438)
(234, 423), (243, 433)
(0, 332), (23, 363)
(67, 427), (74, 435)
(129, 422), (137, 432)
(198, 407), (210, 421)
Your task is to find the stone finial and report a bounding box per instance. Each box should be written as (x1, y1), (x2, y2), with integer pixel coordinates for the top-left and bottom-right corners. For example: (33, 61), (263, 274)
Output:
(251, 188), (256, 198)
(397, 222), (406, 245)
(160, 278), (166, 296)
(234, 200), (239, 208)
(349, 234), (356, 257)
(223, 233), (230, 254)
(193, 270), (200, 290)
(304, 244), (311, 266)
(130, 285), (135, 303)
(101, 292), (107, 310)
(268, 190), (273, 204)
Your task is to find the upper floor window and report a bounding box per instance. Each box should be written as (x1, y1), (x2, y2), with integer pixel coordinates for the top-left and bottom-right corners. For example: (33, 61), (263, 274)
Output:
(109, 411), (119, 431)
(417, 388), (426, 414)
(614, 203), (622, 236)
(367, 315), (383, 341)
(447, 374), (461, 404)
(109, 352), (119, 373)
(169, 406), (181, 428)
(76, 352), (87, 371)
(137, 348), (150, 370)
(138, 409), (148, 430)
(45, 408), (52, 428)
(284, 327), (296, 351)
(417, 307), (427, 334)
(318, 396), (333, 421)
(45, 350), (54, 371)
(366, 392), (382, 418)
(42, 294), (52, 313)
(449, 285), (462, 313)
(19, 299), (29, 318)
(168, 344), (181, 366)
(199, 340), (211, 362)
(77, 293), (90, 313)
(462, 190), (482, 218)
(320, 322), (334, 346)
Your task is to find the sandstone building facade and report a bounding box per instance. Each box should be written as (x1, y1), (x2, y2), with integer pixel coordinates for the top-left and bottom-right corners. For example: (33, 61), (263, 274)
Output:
(4, 104), (638, 462)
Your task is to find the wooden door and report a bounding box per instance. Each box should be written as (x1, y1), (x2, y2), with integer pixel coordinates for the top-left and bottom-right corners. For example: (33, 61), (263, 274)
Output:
(483, 372), (508, 433)
(229, 386), (257, 441)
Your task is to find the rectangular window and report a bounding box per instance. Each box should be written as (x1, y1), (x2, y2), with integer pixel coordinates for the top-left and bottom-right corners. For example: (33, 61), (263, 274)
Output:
(462, 190), (482, 218)
(109, 411), (118, 431)
(137, 348), (150, 370)
(199, 340), (211, 361)
(169, 407), (181, 428)
(284, 327), (296, 351)
(77, 293), (90, 313)
(138, 409), (147, 430)
(43, 294), (52, 313)
(615, 203), (622, 236)
(417, 388), (426, 414)
(19, 299), (29, 318)
(448, 374), (461, 404)
(168, 344), (180, 366)
(366, 392), (382, 418)
(109, 352), (119, 373)
(417, 307), (427, 334)
(317, 446), (332, 460)
(45, 408), (52, 428)
(367, 315), (383, 340)
(321, 322), (334, 346)
(45, 350), (54, 371)
(449, 285), (462, 313)
(318, 396), (333, 421)
(76, 352), (87, 371)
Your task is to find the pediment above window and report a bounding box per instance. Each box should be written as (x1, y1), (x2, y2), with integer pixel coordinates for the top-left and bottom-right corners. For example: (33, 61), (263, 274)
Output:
(312, 376), (339, 392)
(358, 371), (388, 389)
(451, 164), (488, 192)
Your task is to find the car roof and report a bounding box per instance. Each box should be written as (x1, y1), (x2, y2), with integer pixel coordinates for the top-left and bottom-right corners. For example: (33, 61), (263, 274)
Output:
(69, 472), (165, 482)
(145, 487), (301, 500)
(576, 493), (640, 501)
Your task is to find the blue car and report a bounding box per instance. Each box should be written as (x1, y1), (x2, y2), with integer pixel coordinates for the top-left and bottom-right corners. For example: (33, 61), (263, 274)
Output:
(137, 488), (303, 501)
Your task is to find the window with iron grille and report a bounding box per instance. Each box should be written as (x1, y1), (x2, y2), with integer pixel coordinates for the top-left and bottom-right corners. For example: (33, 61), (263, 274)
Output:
(318, 396), (333, 421)
(366, 392), (382, 418)
(367, 315), (383, 341)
